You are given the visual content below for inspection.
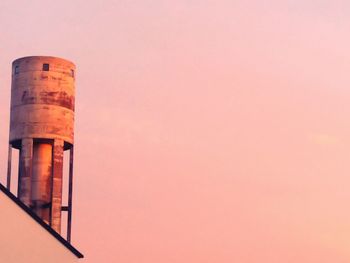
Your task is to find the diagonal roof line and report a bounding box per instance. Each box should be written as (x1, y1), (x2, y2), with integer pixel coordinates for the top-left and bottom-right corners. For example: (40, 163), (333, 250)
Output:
(0, 183), (84, 258)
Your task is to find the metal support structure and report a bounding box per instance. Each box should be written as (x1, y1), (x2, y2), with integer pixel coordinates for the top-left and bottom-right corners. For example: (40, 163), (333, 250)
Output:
(50, 139), (64, 233)
(18, 138), (33, 207)
(7, 56), (77, 244)
(17, 149), (22, 197)
(7, 144), (12, 190)
(67, 146), (74, 243)
(6, 141), (75, 242)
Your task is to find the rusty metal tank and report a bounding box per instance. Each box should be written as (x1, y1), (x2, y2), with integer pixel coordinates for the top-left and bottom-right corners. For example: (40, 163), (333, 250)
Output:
(10, 56), (75, 145)
(7, 56), (76, 237)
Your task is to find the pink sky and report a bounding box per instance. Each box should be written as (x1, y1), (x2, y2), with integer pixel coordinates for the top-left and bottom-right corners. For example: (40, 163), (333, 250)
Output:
(1, 1), (350, 262)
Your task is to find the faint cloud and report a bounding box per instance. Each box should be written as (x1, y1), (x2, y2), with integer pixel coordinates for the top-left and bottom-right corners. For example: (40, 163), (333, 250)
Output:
(309, 133), (340, 146)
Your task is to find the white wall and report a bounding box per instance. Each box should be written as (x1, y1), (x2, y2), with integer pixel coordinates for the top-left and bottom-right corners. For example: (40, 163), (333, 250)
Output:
(0, 191), (79, 263)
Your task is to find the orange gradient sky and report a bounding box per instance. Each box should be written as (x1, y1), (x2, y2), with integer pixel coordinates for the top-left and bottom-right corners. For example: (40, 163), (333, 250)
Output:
(1, 1), (350, 262)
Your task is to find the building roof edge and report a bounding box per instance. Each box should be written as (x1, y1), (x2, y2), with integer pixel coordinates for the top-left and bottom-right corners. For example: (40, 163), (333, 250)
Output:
(0, 183), (84, 258)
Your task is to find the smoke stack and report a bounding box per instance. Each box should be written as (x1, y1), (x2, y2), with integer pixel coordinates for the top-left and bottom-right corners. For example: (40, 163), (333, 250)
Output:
(7, 56), (76, 241)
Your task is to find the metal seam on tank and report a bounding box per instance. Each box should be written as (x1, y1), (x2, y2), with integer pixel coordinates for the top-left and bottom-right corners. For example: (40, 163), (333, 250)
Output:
(12, 71), (75, 76)
(10, 104), (75, 112)
(10, 103), (75, 111)
(12, 56), (75, 64)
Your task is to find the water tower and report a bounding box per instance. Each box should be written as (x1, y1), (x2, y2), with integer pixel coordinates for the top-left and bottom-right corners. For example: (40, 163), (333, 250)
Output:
(6, 56), (76, 241)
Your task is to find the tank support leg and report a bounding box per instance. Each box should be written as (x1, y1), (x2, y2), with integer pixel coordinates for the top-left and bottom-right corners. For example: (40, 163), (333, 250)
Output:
(18, 138), (33, 207)
(51, 139), (64, 233)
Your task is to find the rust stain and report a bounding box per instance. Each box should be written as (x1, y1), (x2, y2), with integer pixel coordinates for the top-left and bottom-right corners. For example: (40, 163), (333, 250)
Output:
(40, 91), (74, 110)
(21, 91), (27, 101)
(21, 91), (36, 104)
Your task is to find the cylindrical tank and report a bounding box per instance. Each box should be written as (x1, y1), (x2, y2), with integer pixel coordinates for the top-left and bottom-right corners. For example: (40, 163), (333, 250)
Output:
(10, 56), (75, 145)
(9, 56), (76, 233)
(31, 143), (53, 224)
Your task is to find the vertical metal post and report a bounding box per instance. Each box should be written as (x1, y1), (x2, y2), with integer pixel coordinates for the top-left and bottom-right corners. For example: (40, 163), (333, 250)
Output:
(17, 149), (22, 197)
(7, 144), (12, 190)
(67, 146), (74, 243)
(18, 138), (33, 207)
(50, 139), (64, 233)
